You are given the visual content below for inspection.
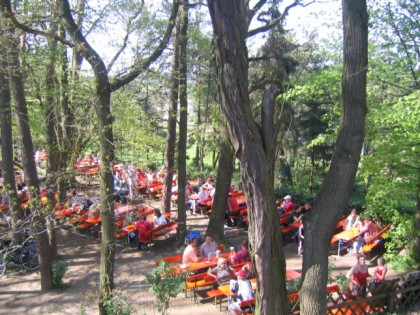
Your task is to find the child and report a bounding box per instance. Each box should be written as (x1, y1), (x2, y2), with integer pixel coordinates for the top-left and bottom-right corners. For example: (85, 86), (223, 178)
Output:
(372, 257), (387, 284)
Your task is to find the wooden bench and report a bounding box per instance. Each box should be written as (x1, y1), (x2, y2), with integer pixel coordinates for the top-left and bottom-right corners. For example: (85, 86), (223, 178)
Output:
(207, 289), (225, 310)
(184, 274), (217, 304)
(361, 224), (391, 256)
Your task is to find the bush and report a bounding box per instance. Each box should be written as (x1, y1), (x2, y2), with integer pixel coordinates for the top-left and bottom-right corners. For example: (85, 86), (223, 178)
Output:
(52, 261), (69, 289)
(102, 290), (133, 315)
(144, 260), (190, 315)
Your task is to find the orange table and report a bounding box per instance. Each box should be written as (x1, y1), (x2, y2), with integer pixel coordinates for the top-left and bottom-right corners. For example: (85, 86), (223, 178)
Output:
(174, 252), (232, 273)
(85, 216), (101, 224)
(122, 224), (136, 233)
(331, 227), (363, 256)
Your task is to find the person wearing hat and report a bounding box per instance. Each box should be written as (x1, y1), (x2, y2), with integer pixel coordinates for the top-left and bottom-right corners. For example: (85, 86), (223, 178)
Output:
(228, 269), (254, 314)
(282, 195), (295, 214)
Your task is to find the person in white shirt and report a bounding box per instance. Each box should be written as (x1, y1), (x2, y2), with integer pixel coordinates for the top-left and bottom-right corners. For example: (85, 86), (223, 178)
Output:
(228, 269), (254, 314)
(182, 238), (202, 264)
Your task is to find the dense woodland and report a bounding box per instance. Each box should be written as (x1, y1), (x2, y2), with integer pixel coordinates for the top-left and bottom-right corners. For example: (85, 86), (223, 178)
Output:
(0, 0), (418, 314)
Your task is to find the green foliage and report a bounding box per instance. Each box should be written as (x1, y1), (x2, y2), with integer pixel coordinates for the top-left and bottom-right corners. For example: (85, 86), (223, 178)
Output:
(144, 260), (190, 315)
(286, 277), (303, 293)
(52, 261), (69, 289)
(335, 274), (351, 293)
(102, 290), (133, 315)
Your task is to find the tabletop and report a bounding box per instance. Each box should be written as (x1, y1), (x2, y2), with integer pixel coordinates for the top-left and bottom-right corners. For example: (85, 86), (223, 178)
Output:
(115, 204), (137, 216)
(332, 227), (362, 242)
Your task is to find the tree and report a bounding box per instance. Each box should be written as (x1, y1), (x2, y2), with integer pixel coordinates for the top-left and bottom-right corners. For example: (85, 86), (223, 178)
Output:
(300, 0), (368, 314)
(0, 8), (21, 225)
(56, 0), (180, 312)
(175, 0), (189, 247)
(207, 1), (296, 313)
(1, 9), (54, 289)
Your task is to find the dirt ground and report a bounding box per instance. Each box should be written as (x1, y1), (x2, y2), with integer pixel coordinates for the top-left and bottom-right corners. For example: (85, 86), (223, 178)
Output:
(0, 191), (411, 315)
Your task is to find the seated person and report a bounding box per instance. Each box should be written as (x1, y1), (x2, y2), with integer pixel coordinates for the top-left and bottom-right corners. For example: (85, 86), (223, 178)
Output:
(228, 269), (254, 314)
(152, 209), (168, 236)
(232, 240), (250, 264)
(282, 195), (295, 213)
(207, 257), (234, 285)
(182, 238), (202, 264)
(200, 234), (217, 258)
(240, 257), (254, 279)
(136, 214), (153, 250)
(88, 198), (101, 218)
(287, 205), (302, 226)
(344, 209), (361, 230)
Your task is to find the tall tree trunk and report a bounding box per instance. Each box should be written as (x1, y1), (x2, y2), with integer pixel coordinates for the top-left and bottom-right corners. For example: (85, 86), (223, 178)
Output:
(208, 2), (291, 313)
(206, 119), (234, 244)
(163, 7), (180, 214)
(0, 13), (21, 224)
(176, 0), (189, 247)
(6, 18), (53, 290)
(300, 1), (368, 314)
(58, 1), (115, 311)
(44, 29), (59, 260)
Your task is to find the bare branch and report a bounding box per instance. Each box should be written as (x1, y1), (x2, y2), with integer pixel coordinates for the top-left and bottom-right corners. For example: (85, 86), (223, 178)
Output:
(110, 0), (180, 91)
(106, 8), (143, 72)
(247, 0), (315, 38)
(0, 0), (74, 47)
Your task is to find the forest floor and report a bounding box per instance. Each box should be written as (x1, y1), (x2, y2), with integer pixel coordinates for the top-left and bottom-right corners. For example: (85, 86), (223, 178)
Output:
(0, 177), (418, 315)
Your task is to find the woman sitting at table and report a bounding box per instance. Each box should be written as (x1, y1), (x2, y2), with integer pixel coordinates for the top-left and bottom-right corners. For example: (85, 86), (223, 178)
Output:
(208, 257), (234, 286)
(136, 214), (153, 250)
(153, 209), (167, 226)
(228, 269), (254, 314)
(200, 234), (217, 258)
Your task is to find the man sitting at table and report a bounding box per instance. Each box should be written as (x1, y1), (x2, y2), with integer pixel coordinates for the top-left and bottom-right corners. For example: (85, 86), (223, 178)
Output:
(232, 240), (250, 265)
(182, 238), (202, 264)
(355, 216), (379, 253)
(228, 269), (254, 314)
(136, 214), (153, 250)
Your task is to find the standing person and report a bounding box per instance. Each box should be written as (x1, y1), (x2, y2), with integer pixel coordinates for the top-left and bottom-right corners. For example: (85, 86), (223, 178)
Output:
(228, 269), (254, 314)
(207, 257), (234, 285)
(355, 216), (379, 253)
(232, 240), (249, 264)
(346, 254), (371, 298)
(200, 234), (217, 258)
(298, 222), (304, 257)
(135, 214), (153, 250)
(372, 257), (387, 285)
(182, 238), (202, 264)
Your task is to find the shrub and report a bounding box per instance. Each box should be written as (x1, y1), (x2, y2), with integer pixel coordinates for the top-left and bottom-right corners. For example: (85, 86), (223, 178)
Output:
(102, 290), (133, 315)
(52, 261), (69, 289)
(144, 260), (190, 315)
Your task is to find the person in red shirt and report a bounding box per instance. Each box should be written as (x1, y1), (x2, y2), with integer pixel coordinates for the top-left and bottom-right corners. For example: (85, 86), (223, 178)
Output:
(282, 195), (295, 213)
(232, 240), (250, 264)
(135, 214), (153, 250)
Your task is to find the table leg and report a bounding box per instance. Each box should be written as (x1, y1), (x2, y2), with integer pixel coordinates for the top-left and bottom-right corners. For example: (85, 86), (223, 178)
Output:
(338, 238), (342, 257)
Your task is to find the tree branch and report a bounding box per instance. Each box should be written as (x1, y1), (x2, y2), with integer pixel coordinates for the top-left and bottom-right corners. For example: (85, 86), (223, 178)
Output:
(0, 0), (74, 47)
(247, 0), (315, 38)
(109, 0), (180, 91)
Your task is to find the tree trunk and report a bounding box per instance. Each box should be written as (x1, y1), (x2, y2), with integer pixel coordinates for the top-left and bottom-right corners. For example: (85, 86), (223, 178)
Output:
(58, 1), (115, 311)
(6, 17), (53, 289)
(300, 1), (368, 314)
(176, 0), (189, 248)
(0, 13), (21, 224)
(206, 119), (234, 244)
(163, 5), (180, 214)
(208, 2), (290, 313)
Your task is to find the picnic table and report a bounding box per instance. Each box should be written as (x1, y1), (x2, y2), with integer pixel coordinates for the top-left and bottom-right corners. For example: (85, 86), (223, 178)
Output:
(331, 227), (363, 256)
(175, 252), (232, 273)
